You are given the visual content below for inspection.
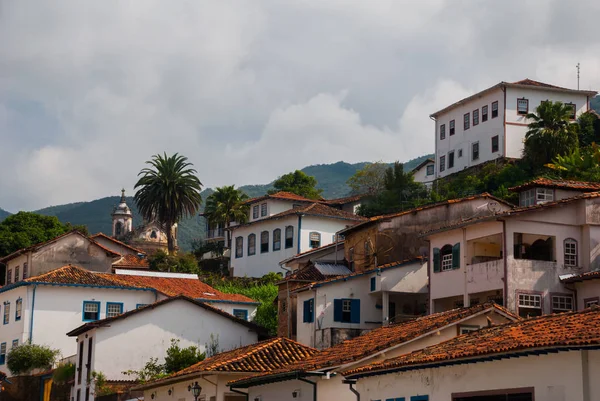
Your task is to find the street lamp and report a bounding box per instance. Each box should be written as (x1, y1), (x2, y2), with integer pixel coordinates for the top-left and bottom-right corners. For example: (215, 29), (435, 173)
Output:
(188, 382), (202, 401)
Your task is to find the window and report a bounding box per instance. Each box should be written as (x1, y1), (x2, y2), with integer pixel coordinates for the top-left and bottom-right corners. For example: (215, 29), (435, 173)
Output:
(86, 337), (93, 383)
(136, 304), (148, 309)
(15, 298), (22, 321)
(517, 98), (529, 115)
(473, 109), (479, 126)
(492, 101), (499, 118)
(233, 309), (248, 321)
(448, 151), (455, 169)
(106, 302), (123, 318)
(235, 236), (243, 258)
(11, 340), (18, 349)
(449, 120), (455, 136)
(273, 229), (281, 251)
(3, 303), (9, 325)
(426, 164), (434, 176)
(514, 232), (555, 261)
(536, 188), (554, 203)
(441, 252), (453, 271)
(0, 343), (6, 365)
(285, 226), (294, 249)
(410, 397), (428, 401)
(334, 299), (360, 323)
(260, 203), (267, 217)
(433, 243), (460, 272)
(370, 277), (376, 292)
(6, 269), (11, 285)
(23, 263), (27, 280)
(348, 247), (355, 271)
(260, 231), (269, 253)
(440, 124), (446, 140)
(14, 266), (19, 282)
(150, 230), (157, 239)
(564, 238), (578, 267)
(309, 232), (321, 249)
(520, 189), (535, 207)
(364, 241), (371, 263)
(482, 105), (488, 122)
(252, 205), (259, 219)
(77, 341), (83, 385)
(454, 390), (531, 401)
(459, 325), (479, 335)
(77, 390), (81, 401)
(472, 142), (479, 161)
(491, 135), (499, 153)
(458, 148), (463, 158)
(248, 234), (256, 256)
(439, 155), (446, 172)
(463, 113), (470, 130)
(585, 298), (599, 308)
(552, 295), (573, 313)
(83, 301), (100, 321)
(518, 293), (542, 318)
(303, 299), (314, 323)
(565, 102), (576, 119)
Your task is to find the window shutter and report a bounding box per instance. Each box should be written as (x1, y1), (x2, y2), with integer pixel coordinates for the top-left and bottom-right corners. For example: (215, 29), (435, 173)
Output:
(433, 248), (441, 273)
(350, 299), (361, 323)
(333, 299), (342, 322)
(303, 300), (311, 323)
(452, 243), (461, 269)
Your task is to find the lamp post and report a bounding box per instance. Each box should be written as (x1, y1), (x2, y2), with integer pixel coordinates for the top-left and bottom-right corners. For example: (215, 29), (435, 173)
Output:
(188, 382), (202, 401)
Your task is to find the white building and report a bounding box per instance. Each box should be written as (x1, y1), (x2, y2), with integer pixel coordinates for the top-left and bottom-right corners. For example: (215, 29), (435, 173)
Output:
(229, 192), (365, 277)
(134, 337), (317, 401)
(411, 158), (435, 188)
(424, 179), (600, 316)
(343, 308), (600, 401)
(67, 296), (262, 401)
(228, 303), (518, 401)
(431, 79), (597, 179)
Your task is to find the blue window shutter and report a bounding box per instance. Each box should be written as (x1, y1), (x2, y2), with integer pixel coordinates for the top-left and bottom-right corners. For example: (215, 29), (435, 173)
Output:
(452, 243), (460, 269)
(370, 277), (376, 291)
(303, 300), (311, 323)
(410, 396), (429, 401)
(350, 299), (361, 323)
(333, 299), (342, 322)
(433, 247), (440, 272)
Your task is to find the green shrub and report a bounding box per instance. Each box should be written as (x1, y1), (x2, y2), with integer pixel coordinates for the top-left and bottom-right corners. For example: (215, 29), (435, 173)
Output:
(52, 362), (75, 384)
(164, 339), (205, 373)
(7, 343), (59, 375)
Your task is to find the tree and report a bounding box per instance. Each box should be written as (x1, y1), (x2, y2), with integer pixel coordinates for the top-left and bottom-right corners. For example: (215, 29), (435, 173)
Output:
(346, 162), (388, 195)
(268, 170), (322, 199)
(7, 343), (59, 375)
(203, 185), (249, 246)
(545, 144), (600, 181)
(134, 153), (203, 254)
(163, 339), (205, 374)
(523, 101), (579, 168)
(148, 250), (199, 273)
(577, 111), (600, 147)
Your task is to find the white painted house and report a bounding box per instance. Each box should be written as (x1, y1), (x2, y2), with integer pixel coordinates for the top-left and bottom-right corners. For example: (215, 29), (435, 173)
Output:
(228, 192), (365, 277)
(425, 179), (600, 316)
(411, 158), (435, 188)
(67, 296), (262, 401)
(431, 79), (597, 179)
(228, 303), (518, 401)
(343, 308), (600, 401)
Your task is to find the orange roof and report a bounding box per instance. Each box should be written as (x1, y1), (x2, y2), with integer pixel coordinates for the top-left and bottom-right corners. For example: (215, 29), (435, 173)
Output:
(343, 306), (600, 378)
(102, 273), (257, 304)
(321, 194), (365, 205)
(24, 264), (138, 288)
(90, 233), (147, 255)
(136, 337), (317, 390)
(245, 191), (317, 205)
(509, 177), (600, 192)
(511, 78), (567, 89)
(228, 303), (518, 387)
(112, 254), (150, 269)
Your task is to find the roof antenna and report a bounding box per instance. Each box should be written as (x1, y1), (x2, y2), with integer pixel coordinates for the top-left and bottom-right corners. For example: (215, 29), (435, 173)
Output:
(576, 62), (580, 90)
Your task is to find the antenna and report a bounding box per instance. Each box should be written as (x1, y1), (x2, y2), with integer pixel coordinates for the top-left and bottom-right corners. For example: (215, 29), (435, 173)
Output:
(576, 62), (580, 90)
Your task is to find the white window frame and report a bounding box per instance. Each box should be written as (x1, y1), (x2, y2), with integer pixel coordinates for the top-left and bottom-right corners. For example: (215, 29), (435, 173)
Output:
(472, 142), (479, 161)
(459, 325), (479, 335)
(536, 188), (554, 203)
(439, 155), (446, 172)
(106, 303), (123, 318)
(441, 253), (453, 271)
(564, 238), (578, 267)
(342, 299), (352, 313)
(309, 232), (321, 249)
(552, 295), (573, 312)
(520, 188), (535, 207)
(252, 205), (259, 219)
(260, 203), (267, 217)
(426, 164), (434, 176)
(585, 298), (599, 308)
(3, 303), (9, 325)
(235, 236), (243, 258)
(517, 98), (529, 115)
(518, 293), (541, 308)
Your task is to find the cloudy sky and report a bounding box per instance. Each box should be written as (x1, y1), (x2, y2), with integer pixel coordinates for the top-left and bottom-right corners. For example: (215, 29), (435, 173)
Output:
(1, 0), (599, 211)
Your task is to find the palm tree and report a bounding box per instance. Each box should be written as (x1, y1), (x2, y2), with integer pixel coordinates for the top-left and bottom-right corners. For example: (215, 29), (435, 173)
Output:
(203, 185), (249, 248)
(523, 101), (579, 167)
(134, 153), (203, 254)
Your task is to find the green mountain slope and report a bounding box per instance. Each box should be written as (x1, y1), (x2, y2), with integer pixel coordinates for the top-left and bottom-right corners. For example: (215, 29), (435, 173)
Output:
(0, 208), (10, 222)
(30, 156), (433, 251)
(591, 96), (600, 113)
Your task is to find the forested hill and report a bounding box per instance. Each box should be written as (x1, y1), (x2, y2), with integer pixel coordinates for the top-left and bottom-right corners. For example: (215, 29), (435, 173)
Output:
(592, 96), (600, 113)
(0, 208), (10, 222)
(3, 156), (432, 251)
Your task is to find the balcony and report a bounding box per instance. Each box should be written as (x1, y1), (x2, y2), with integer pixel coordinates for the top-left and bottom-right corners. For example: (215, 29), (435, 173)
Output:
(467, 259), (504, 293)
(206, 228), (225, 240)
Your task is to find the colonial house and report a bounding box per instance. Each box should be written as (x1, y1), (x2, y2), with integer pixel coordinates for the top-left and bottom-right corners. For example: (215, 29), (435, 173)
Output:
(343, 307), (600, 401)
(228, 303), (518, 401)
(0, 230), (120, 285)
(67, 296), (263, 401)
(228, 192), (366, 277)
(0, 265), (258, 374)
(134, 337), (317, 401)
(90, 232), (146, 257)
(294, 258), (428, 349)
(431, 78), (597, 179)
(561, 271), (600, 310)
(411, 158), (435, 188)
(424, 180), (600, 316)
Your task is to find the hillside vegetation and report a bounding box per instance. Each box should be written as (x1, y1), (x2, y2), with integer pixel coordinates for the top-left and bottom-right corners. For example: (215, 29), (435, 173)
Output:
(0, 208), (10, 222)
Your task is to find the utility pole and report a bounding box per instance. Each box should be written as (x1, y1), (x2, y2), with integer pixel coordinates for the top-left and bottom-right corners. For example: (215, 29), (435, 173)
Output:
(576, 62), (580, 90)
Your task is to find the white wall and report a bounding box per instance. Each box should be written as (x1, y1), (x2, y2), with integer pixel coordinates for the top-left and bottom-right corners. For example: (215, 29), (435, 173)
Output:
(0, 286), (28, 373)
(93, 236), (139, 256)
(144, 373), (248, 401)
(204, 301), (258, 321)
(356, 349), (597, 401)
(412, 161), (435, 186)
(299, 216), (351, 253)
(248, 379), (315, 401)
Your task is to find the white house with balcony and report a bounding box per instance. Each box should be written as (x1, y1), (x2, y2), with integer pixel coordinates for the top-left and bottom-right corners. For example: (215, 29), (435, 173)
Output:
(228, 192), (365, 277)
(431, 78), (597, 179)
(424, 180), (600, 317)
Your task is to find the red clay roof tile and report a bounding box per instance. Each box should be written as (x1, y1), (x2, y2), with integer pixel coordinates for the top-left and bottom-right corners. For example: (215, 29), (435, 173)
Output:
(112, 254), (150, 269)
(509, 178), (600, 192)
(90, 233), (147, 255)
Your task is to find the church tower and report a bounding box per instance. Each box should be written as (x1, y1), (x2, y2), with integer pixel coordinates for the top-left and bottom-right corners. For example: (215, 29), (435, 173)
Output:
(112, 189), (133, 239)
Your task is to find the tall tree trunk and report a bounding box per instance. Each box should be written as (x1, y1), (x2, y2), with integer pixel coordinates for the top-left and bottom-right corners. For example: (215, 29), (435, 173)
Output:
(166, 220), (175, 255)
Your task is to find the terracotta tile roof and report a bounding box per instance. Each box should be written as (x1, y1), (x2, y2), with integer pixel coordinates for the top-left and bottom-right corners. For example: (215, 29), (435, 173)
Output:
(90, 233), (147, 255)
(135, 337), (317, 390)
(508, 177), (600, 192)
(284, 265), (328, 282)
(279, 241), (343, 266)
(511, 78), (567, 89)
(343, 306), (600, 378)
(228, 303), (518, 386)
(244, 191), (317, 205)
(112, 254), (150, 269)
(24, 264), (132, 287)
(321, 194), (365, 205)
(101, 273), (257, 304)
(560, 270), (600, 283)
(67, 295), (265, 337)
(339, 193), (513, 235)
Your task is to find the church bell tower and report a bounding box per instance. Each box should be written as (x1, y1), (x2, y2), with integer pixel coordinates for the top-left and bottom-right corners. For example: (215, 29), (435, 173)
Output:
(112, 189), (133, 239)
